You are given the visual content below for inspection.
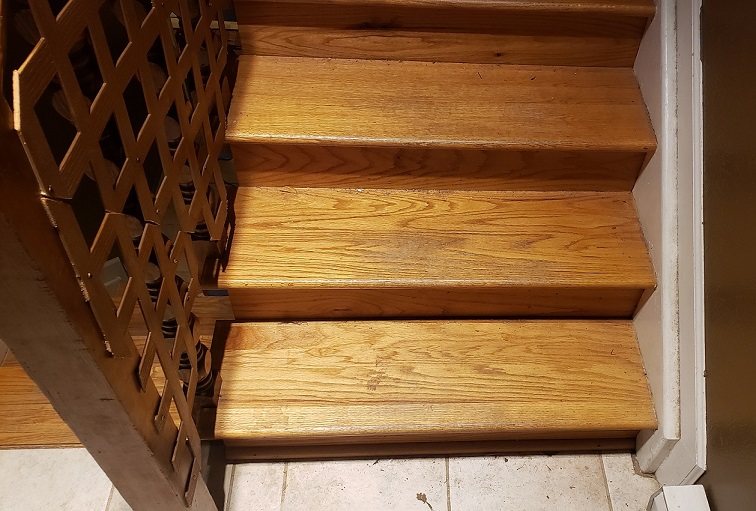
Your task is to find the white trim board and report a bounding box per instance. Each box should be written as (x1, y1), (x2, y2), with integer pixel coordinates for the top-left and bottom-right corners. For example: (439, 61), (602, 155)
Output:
(648, 486), (711, 511)
(633, 0), (706, 484)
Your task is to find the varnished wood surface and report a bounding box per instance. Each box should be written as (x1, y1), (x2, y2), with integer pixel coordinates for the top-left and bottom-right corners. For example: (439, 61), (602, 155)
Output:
(0, 366), (80, 448)
(226, 438), (635, 461)
(233, 144), (647, 191)
(236, 0), (655, 17)
(219, 187), (655, 318)
(214, 320), (657, 446)
(228, 56), (656, 154)
(226, 286), (648, 319)
(237, 2), (650, 66)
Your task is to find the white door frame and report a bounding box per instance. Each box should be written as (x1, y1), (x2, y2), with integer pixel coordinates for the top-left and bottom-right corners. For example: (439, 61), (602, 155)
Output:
(633, 0), (706, 484)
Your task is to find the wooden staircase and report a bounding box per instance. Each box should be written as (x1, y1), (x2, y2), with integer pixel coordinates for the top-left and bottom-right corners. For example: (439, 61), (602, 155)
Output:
(213, 0), (658, 460)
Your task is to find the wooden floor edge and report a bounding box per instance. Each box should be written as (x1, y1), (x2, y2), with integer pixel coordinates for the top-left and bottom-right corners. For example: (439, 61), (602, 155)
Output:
(233, 0), (656, 18)
(224, 437), (637, 461)
(0, 443), (81, 450)
(223, 133), (656, 155)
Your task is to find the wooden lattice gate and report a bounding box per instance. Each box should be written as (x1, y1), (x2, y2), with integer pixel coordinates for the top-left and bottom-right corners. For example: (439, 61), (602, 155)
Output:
(0, 0), (230, 508)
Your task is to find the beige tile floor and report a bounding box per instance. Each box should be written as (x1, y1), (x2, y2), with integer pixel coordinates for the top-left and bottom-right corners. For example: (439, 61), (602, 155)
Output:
(0, 449), (660, 511)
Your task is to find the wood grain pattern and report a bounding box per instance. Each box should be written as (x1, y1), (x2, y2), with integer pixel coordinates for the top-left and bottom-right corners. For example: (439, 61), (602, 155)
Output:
(228, 57), (656, 153)
(226, 286), (648, 319)
(0, 366), (80, 448)
(237, 2), (650, 66)
(232, 143), (647, 191)
(219, 187), (655, 318)
(226, 437), (635, 461)
(236, 0), (656, 17)
(214, 320), (657, 446)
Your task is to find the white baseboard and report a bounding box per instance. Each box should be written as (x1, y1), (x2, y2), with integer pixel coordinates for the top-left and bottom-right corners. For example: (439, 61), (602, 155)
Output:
(648, 486), (711, 511)
(633, 0), (681, 474)
(633, 0), (705, 482)
(666, 0), (706, 485)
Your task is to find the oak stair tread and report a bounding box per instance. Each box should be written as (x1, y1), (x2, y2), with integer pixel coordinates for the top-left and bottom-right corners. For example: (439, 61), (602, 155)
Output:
(214, 319), (657, 453)
(237, 0), (653, 68)
(218, 187), (655, 318)
(226, 56), (656, 153)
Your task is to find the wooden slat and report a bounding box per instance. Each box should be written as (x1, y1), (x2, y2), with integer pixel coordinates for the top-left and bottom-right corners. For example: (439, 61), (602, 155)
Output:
(219, 187), (655, 318)
(7, 0), (232, 504)
(237, 1), (651, 66)
(227, 57), (655, 190)
(0, 366), (80, 448)
(0, 112), (214, 510)
(215, 320), (657, 448)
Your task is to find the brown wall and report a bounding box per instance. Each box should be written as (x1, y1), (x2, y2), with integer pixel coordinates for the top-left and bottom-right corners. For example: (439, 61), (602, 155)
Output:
(697, 1), (756, 509)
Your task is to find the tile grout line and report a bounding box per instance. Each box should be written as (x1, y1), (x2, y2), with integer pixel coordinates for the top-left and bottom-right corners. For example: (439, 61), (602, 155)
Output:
(279, 462), (289, 511)
(445, 457), (452, 511)
(103, 485), (115, 511)
(599, 455), (615, 511)
(224, 464), (236, 511)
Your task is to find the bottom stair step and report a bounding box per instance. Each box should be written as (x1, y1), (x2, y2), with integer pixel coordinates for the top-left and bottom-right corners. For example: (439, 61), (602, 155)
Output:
(214, 320), (656, 460)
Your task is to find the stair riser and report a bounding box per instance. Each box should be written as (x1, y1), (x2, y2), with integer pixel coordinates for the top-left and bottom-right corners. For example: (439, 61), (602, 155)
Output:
(237, 1), (651, 66)
(227, 287), (647, 320)
(232, 143), (648, 191)
(223, 429), (640, 447)
(224, 438), (636, 461)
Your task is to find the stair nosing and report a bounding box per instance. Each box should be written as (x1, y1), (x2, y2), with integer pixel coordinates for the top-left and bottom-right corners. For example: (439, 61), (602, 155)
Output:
(225, 132), (656, 154)
(235, 0), (656, 18)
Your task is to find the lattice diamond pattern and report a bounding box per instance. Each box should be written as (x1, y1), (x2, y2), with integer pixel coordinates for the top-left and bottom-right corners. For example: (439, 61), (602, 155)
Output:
(11, 0), (229, 504)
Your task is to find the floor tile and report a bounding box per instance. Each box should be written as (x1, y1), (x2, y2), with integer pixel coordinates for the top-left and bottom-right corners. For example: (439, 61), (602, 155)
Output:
(602, 453), (660, 511)
(227, 462), (286, 511)
(282, 458), (448, 511)
(449, 454), (610, 511)
(0, 448), (112, 511)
